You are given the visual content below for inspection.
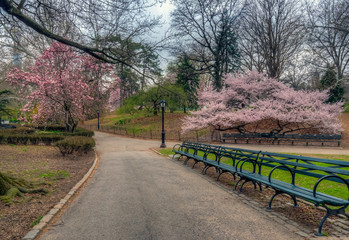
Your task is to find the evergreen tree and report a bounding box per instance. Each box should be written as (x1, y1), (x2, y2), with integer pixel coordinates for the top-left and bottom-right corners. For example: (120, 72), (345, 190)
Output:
(176, 57), (200, 112)
(320, 66), (345, 103)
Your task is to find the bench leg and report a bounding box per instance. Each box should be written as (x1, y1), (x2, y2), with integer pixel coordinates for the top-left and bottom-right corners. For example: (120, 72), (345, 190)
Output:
(183, 157), (190, 165)
(316, 205), (349, 236)
(202, 164), (209, 174)
(235, 177), (256, 192)
(267, 190), (298, 210)
(217, 171), (236, 181)
(192, 160), (199, 169)
(216, 169), (224, 181)
(234, 176), (245, 191)
(203, 165), (220, 175)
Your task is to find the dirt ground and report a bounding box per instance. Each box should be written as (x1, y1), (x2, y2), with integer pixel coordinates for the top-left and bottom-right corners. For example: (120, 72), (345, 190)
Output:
(0, 145), (94, 240)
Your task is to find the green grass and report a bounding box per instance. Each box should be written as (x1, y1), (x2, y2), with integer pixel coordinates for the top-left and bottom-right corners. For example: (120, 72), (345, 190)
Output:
(158, 148), (174, 156)
(37, 170), (70, 180)
(22, 169), (70, 181)
(35, 130), (64, 135)
(31, 216), (43, 227)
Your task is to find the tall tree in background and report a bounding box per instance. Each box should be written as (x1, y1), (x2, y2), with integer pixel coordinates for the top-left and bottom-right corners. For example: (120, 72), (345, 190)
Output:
(240, 0), (305, 79)
(139, 44), (162, 91)
(307, 0), (349, 81)
(171, 0), (243, 90)
(0, 1), (162, 69)
(176, 56), (200, 112)
(106, 36), (162, 103)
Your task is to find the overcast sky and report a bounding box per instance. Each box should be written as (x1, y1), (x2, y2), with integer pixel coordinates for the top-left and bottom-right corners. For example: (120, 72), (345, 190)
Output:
(149, 1), (176, 71)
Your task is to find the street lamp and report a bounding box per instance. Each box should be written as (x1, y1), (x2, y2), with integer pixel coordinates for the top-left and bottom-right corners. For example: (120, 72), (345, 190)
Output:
(97, 109), (100, 130)
(160, 99), (166, 148)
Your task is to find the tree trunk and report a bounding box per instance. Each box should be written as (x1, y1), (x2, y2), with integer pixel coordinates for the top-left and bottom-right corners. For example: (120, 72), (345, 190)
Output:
(0, 172), (48, 203)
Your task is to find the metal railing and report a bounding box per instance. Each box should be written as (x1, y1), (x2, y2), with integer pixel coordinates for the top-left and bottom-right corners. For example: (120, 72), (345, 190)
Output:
(81, 124), (220, 142)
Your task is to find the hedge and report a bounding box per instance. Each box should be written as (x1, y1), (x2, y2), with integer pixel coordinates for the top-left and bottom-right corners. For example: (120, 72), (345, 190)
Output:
(0, 126), (94, 146)
(0, 134), (64, 145)
(0, 127), (35, 135)
(55, 136), (95, 156)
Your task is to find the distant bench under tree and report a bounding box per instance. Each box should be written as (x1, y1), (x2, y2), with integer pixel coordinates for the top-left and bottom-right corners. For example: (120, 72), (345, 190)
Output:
(220, 133), (341, 147)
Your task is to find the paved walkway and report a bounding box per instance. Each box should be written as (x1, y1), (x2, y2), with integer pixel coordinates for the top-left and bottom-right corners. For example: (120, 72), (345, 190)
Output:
(40, 132), (303, 240)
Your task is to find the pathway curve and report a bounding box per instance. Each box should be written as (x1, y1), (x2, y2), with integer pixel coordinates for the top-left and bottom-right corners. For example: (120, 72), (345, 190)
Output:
(40, 132), (301, 240)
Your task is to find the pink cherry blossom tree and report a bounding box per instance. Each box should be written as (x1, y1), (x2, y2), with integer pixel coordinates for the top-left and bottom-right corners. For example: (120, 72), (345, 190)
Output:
(182, 71), (343, 135)
(7, 42), (118, 132)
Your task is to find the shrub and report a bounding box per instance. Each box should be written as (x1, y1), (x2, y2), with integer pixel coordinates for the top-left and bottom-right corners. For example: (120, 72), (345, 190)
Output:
(55, 136), (95, 156)
(38, 135), (65, 145)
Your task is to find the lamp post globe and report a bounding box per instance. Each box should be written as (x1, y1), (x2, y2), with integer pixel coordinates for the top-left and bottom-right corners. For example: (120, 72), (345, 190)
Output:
(160, 99), (166, 148)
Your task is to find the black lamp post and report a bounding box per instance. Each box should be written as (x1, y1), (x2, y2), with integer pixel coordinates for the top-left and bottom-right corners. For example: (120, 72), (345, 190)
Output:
(160, 99), (166, 148)
(97, 109), (100, 130)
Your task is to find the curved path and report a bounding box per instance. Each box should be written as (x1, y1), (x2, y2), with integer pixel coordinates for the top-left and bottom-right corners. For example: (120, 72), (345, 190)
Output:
(40, 132), (301, 240)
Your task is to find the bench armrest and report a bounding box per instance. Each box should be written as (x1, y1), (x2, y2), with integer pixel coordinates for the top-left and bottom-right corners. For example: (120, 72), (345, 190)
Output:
(268, 165), (295, 184)
(238, 158), (256, 173)
(313, 175), (349, 199)
(172, 144), (182, 152)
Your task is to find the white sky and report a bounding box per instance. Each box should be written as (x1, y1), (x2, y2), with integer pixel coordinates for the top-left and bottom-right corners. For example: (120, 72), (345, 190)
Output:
(148, 1), (176, 70)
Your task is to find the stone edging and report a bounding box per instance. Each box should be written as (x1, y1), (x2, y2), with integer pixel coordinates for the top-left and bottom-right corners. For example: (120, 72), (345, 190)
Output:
(22, 150), (99, 240)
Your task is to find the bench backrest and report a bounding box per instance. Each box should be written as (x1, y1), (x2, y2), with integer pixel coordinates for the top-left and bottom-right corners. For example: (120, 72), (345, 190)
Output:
(258, 152), (349, 184)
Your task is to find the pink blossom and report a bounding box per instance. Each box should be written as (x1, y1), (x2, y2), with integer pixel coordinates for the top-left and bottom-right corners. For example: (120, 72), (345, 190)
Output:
(6, 42), (118, 131)
(182, 71), (343, 134)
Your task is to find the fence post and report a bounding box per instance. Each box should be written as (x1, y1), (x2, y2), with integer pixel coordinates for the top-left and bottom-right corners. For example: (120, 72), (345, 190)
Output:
(178, 131), (181, 141)
(150, 130), (153, 139)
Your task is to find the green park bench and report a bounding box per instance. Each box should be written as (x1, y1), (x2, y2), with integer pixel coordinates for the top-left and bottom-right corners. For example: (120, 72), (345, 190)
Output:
(172, 142), (349, 236)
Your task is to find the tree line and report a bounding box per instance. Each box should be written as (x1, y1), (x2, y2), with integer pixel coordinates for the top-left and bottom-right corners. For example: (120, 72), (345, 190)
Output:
(0, 0), (348, 121)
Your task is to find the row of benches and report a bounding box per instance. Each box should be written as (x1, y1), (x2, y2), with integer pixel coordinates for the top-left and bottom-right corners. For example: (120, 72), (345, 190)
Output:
(220, 133), (342, 147)
(172, 141), (349, 236)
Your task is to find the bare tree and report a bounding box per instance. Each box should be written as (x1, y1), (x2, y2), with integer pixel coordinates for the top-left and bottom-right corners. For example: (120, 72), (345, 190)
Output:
(170, 0), (244, 90)
(307, 0), (349, 80)
(240, 0), (305, 79)
(0, 0), (162, 67)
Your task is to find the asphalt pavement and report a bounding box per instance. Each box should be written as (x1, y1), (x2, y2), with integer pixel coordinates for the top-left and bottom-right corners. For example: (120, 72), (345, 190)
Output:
(39, 132), (302, 240)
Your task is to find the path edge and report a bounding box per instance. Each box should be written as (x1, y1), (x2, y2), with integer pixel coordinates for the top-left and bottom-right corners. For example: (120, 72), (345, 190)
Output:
(22, 150), (99, 240)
